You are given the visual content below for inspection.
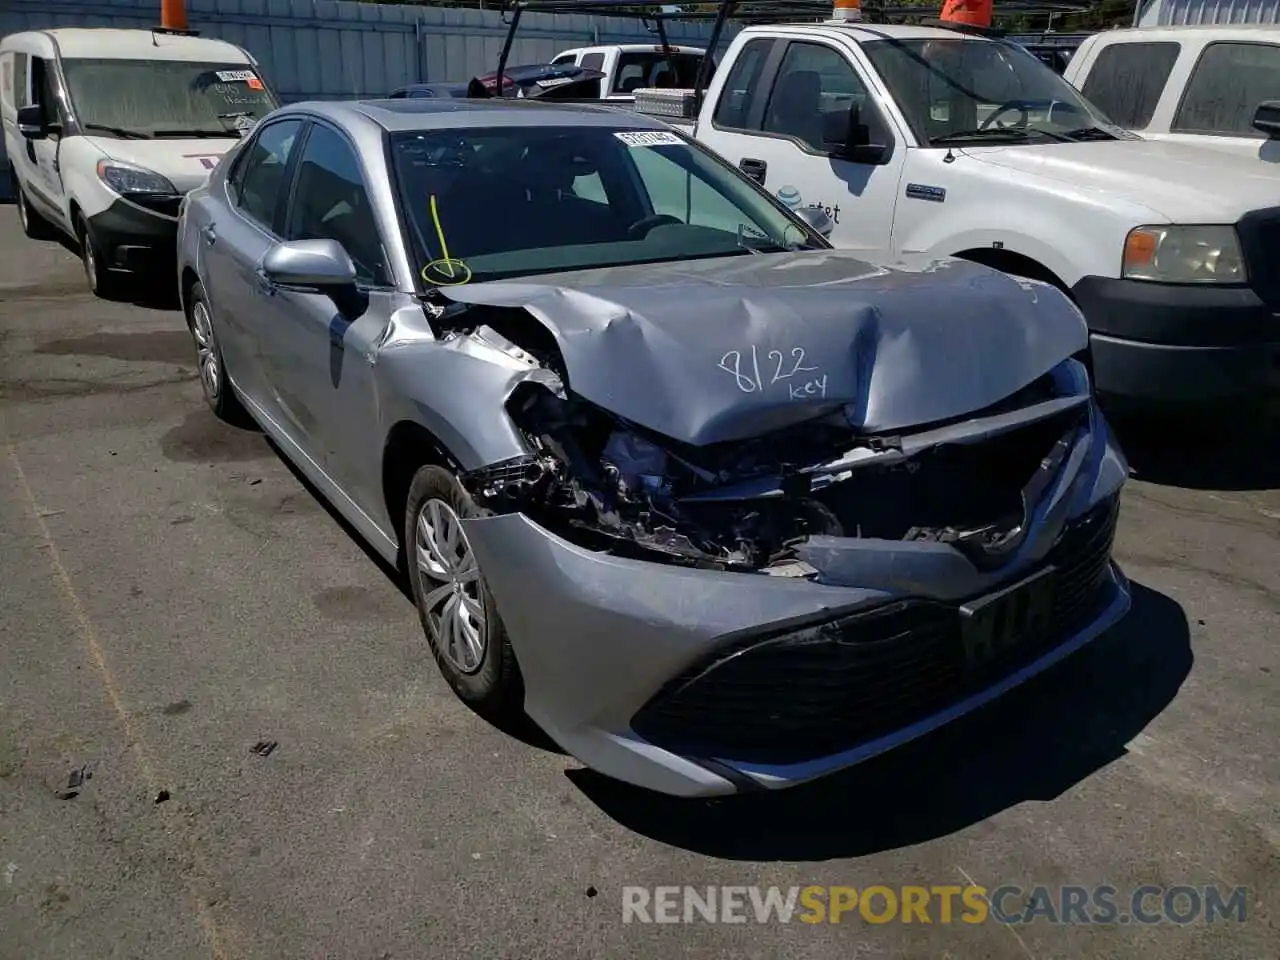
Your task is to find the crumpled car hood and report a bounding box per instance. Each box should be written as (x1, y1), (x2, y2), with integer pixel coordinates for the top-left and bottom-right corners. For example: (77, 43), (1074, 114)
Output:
(442, 250), (1088, 446)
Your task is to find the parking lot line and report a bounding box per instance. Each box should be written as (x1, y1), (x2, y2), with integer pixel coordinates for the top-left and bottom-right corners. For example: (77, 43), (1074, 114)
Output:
(4, 436), (235, 960)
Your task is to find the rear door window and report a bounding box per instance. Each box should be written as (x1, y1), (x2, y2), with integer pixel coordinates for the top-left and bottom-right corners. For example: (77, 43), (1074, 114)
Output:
(230, 118), (303, 232)
(1080, 41), (1180, 128)
(1172, 41), (1280, 137)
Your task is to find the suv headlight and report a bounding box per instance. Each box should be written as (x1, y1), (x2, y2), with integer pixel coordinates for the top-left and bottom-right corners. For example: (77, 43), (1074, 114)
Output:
(96, 159), (178, 196)
(1122, 225), (1246, 283)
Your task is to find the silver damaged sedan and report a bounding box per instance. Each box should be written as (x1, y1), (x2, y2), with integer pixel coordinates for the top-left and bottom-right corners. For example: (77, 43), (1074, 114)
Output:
(176, 98), (1132, 797)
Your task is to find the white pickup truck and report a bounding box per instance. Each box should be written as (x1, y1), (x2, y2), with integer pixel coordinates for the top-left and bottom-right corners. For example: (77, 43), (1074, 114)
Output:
(633, 19), (1280, 413)
(1063, 25), (1280, 163)
(549, 43), (712, 100)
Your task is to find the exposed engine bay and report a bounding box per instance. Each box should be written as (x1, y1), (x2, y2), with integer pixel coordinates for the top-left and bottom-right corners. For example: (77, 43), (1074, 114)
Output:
(438, 308), (1090, 575)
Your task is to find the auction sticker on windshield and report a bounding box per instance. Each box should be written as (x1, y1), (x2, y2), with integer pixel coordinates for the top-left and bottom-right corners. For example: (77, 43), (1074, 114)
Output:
(217, 69), (265, 89)
(615, 131), (683, 147)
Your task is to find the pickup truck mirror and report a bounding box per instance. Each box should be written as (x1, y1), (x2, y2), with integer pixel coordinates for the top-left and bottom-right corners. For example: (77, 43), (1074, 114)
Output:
(821, 102), (893, 166)
(17, 104), (51, 140)
(1252, 100), (1280, 140)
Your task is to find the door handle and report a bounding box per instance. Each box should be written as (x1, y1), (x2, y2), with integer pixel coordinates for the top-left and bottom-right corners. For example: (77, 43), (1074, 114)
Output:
(739, 157), (767, 185)
(200, 223), (217, 246)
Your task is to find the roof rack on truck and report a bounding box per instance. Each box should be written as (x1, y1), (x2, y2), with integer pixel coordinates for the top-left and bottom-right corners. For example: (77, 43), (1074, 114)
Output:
(493, 0), (1090, 109)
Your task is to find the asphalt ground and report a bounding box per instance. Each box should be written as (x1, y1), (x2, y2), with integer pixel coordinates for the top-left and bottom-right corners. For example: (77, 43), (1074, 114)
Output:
(0, 204), (1276, 959)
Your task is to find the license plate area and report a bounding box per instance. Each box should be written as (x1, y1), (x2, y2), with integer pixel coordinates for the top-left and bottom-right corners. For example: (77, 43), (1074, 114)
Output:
(960, 566), (1057, 669)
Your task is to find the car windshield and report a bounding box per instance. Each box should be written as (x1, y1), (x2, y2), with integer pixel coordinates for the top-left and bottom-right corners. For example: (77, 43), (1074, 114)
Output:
(61, 58), (278, 138)
(862, 37), (1127, 144)
(389, 125), (817, 288)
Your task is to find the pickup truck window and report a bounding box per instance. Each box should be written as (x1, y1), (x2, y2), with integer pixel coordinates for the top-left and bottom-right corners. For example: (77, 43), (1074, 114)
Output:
(863, 37), (1116, 145)
(1079, 42), (1180, 129)
(713, 38), (772, 129)
(614, 51), (704, 94)
(762, 42), (867, 153)
(581, 52), (605, 72)
(1172, 41), (1280, 137)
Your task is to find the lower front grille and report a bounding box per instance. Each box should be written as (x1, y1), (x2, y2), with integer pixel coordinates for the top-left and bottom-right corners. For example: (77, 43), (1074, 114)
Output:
(630, 495), (1120, 766)
(129, 193), (183, 218)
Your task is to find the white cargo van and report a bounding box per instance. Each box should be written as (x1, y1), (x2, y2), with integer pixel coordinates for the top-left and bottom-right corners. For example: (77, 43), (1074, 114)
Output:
(0, 27), (279, 296)
(549, 43), (712, 100)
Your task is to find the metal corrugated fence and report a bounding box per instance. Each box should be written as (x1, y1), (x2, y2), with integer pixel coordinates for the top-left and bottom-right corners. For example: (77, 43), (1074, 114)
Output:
(1137, 0), (1280, 24)
(1, 0), (731, 194)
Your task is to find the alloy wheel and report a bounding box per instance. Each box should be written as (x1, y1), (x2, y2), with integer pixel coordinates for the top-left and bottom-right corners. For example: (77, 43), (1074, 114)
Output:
(190, 300), (220, 401)
(414, 498), (487, 674)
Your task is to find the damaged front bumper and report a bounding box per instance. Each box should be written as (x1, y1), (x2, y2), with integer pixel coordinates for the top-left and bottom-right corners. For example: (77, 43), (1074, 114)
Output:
(460, 409), (1132, 798)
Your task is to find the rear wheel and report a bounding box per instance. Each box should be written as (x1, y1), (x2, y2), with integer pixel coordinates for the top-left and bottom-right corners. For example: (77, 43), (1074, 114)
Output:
(15, 181), (56, 241)
(186, 281), (246, 423)
(404, 465), (523, 719)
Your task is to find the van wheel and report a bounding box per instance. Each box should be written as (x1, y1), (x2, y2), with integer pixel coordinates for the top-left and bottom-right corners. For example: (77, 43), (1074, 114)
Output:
(75, 212), (121, 298)
(15, 182), (56, 241)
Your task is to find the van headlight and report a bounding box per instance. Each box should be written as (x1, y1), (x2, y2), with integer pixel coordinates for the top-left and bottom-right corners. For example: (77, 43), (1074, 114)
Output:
(96, 159), (178, 196)
(1122, 225), (1246, 283)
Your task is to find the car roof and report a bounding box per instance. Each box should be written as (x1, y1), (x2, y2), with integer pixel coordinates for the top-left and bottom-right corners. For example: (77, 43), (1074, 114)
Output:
(749, 22), (1006, 43)
(1085, 24), (1280, 43)
(287, 97), (674, 132)
(31, 27), (251, 61)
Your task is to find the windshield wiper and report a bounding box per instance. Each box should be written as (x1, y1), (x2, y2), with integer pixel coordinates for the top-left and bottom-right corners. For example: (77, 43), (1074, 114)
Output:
(1058, 126), (1120, 142)
(82, 122), (149, 139)
(151, 128), (238, 138)
(930, 128), (1033, 145)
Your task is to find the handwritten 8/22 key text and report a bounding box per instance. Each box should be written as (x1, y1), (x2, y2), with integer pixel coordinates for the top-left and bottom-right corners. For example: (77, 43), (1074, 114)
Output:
(717, 345), (828, 400)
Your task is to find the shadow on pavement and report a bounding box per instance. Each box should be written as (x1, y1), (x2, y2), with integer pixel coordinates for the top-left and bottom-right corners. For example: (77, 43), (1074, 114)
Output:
(1107, 407), (1280, 492)
(49, 233), (181, 310)
(261, 430), (565, 756)
(569, 580), (1191, 860)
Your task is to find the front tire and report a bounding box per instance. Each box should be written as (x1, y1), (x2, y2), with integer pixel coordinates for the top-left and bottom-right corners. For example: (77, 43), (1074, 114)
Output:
(75, 211), (122, 298)
(405, 465), (523, 719)
(15, 181), (56, 241)
(186, 281), (246, 423)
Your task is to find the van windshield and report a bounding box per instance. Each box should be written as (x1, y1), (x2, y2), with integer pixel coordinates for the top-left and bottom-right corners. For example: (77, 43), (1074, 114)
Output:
(61, 59), (279, 139)
(862, 38), (1127, 145)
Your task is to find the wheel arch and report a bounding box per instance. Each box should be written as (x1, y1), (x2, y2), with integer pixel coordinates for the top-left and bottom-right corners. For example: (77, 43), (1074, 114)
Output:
(381, 420), (462, 555)
(952, 247), (1074, 299)
(180, 267), (201, 321)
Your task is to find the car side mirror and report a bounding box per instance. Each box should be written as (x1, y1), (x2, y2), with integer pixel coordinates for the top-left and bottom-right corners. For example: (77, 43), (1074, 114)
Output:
(1252, 100), (1280, 140)
(260, 239), (357, 291)
(793, 205), (834, 238)
(821, 101), (893, 166)
(17, 104), (50, 140)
